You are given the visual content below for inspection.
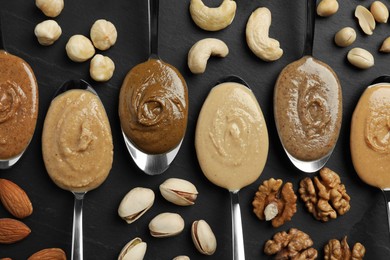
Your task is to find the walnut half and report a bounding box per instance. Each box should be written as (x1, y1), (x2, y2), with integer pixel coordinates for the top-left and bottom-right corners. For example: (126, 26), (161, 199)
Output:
(264, 228), (318, 260)
(252, 178), (297, 227)
(324, 236), (366, 260)
(299, 167), (351, 222)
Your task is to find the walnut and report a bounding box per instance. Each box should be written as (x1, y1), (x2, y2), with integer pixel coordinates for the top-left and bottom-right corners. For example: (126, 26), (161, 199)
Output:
(299, 167), (351, 222)
(252, 178), (297, 227)
(324, 236), (366, 260)
(264, 228), (318, 260)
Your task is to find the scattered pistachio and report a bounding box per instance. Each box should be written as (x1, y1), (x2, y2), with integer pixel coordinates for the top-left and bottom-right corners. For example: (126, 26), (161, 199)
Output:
(334, 27), (356, 47)
(191, 220), (217, 255)
(380, 36), (390, 53)
(90, 19), (118, 51)
(370, 1), (389, 23)
(118, 237), (147, 260)
(355, 5), (376, 35)
(159, 178), (198, 206)
(149, 212), (185, 238)
(118, 187), (155, 224)
(347, 47), (374, 69)
(65, 35), (95, 62)
(35, 0), (64, 18)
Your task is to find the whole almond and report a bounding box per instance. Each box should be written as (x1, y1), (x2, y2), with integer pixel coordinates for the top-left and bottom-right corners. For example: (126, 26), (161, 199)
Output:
(0, 218), (31, 244)
(0, 178), (33, 219)
(28, 248), (67, 260)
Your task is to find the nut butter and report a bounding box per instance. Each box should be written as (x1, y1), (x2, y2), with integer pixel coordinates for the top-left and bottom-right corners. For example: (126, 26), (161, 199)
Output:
(351, 83), (390, 189)
(42, 89), (113, 192)
(195, 82), (268, 191)
(0, 50), (38, 160)
(274, 56), (342, 161)
(119, 59), (188, 154)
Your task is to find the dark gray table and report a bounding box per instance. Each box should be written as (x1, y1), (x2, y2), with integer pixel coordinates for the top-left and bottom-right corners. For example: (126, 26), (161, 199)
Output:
(1, 0), (390, 259)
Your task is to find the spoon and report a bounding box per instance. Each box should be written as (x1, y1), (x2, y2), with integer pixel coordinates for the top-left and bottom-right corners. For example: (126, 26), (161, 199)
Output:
(42, 79), (113, 260)
(119, 0), (188, 175)
(273, 0), (342, 173)
(350, 76), (390, 235)
(0, 15), (39, 169)
(195, 75), (269, 260)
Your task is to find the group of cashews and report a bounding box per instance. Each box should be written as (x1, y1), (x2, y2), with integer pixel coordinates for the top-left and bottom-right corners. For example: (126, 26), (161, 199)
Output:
(187, 0), (283, 74)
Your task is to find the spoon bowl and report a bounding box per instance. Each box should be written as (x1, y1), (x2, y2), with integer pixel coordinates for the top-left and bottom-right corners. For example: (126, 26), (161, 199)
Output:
(42, 79), (113, 260)
(196, 75), (269, 259)
(273, 0), (342, 173)
(119, 0), (188, 175)
(351, 76), (390, 235)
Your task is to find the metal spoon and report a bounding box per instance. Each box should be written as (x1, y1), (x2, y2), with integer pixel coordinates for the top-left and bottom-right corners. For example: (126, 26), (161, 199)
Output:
(0, 15), (38, 169)
(351, 76), (390, 235)
(196, 75), (269, 260)
(273, 0), (342, 173)
(46, 79), (109, 260)
(119, 0), (187, 175)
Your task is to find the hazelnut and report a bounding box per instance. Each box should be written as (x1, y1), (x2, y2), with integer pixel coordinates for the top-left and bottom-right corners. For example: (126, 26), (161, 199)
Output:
(35, 0), (64, 18)
(65, 35), (95, 62)
(90, 19), (117, 51)
(34, 20), (62, 46)
(90, 54), (115, 82)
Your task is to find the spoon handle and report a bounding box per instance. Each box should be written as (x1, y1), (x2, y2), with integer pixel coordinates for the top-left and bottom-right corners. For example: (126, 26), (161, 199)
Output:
(382, 190), (390, 237)
(0, 13), (5, 50)
(230, 191), (245, 260)
(303, 0), (316, 56)
(72, 192), (86, 260)
(148, 0), (159, 59)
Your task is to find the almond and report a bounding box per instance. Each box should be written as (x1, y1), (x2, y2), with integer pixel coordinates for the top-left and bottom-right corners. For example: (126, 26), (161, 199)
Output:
(28, 248), (67, 260)
(0, 178), (33, 219)
(0, 218), (31, 244)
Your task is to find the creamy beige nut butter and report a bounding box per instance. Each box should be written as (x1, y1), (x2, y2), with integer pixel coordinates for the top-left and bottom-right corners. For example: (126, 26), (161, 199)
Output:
(195, 82), (269, 191)
(0, 50), (38, 159)
(351, 83), (390, 189)
(42, 89), (113, 192)
(119, 59), (188, 154)
(274, 56), (342, 161)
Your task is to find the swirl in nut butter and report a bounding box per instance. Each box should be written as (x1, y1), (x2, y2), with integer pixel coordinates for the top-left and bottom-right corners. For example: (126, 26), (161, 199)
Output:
(351, 83), (390, 189)
(42, 90), (113, 192)
(0, 50), (38, 159)
(119, 59), (188, 154)
(274, 56), (342, 161)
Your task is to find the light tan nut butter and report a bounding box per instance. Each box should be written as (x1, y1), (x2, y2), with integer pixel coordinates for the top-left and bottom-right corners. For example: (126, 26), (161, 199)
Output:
(334, 27), (356, 47)
(347, 47), (374, 69)
(42, 89), (113, 192)
(370, 1), (389, 23)
(355, 5), (376, 35)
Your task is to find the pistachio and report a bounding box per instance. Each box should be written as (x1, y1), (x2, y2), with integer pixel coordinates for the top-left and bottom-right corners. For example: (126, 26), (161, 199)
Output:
(173, 256), (190, 260)
(118, 237), (147, 260)
(334, 27), (356, 47)
(159, 178), (198, 206)
(370, 1), (388, 23)
(118, 187), (155, 224)
(380, 36), (390, 53)
(347, 47), (374, 69)
(191, 220), (217, 255)
(355, 5), (376, 35)
(149, 212), (184, 238)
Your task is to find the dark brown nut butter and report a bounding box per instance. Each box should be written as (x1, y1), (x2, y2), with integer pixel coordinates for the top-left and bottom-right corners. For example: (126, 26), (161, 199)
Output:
(119, 59), (188, 154)
(274, 56), (342, 161)
(0, 50), (38, 159)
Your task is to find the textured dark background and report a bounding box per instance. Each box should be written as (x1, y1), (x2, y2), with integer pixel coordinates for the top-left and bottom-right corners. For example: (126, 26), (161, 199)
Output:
(1, 0), (390, 259)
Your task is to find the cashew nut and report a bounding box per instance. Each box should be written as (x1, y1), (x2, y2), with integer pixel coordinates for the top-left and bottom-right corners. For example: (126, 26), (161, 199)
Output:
(189, 0), (236, 31)
(188, 38), (229, 74)
(246, 7), (283, 62)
